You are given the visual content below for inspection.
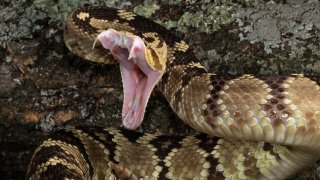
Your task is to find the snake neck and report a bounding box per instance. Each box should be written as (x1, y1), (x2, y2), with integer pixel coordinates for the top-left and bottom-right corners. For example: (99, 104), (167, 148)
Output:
(160, 60), (320, 152)
(157, 47), (210, 128)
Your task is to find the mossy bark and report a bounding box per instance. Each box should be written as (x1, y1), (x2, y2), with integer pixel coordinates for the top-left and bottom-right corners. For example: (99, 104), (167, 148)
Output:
(1, 1), (319, 179)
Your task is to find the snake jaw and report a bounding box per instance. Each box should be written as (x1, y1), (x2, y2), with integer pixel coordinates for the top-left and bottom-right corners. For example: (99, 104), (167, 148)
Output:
(96, 29), (163, 129)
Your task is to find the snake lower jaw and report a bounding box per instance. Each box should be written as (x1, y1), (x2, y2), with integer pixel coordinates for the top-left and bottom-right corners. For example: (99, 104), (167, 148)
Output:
(121, 69), (163, 130)
(96, 29), (163, 129)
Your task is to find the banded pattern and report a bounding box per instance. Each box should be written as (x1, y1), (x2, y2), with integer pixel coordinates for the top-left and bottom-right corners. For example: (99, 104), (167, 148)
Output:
(26, 127), (314, 179)
(27, 6), (320, 180)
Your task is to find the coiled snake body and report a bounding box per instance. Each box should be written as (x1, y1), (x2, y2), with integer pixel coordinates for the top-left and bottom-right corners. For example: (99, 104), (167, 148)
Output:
(26, 6), (320, 180)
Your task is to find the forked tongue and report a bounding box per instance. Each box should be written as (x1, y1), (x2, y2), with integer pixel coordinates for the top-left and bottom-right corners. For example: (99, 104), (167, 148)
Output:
(95, 29), (163, 130)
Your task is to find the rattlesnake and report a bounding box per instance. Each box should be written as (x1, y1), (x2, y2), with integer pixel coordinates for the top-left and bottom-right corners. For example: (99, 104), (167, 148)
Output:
(26, 6), (320, 179)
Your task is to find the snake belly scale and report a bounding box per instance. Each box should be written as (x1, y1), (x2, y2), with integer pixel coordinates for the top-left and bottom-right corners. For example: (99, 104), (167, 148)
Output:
(26, 6), (320, 180)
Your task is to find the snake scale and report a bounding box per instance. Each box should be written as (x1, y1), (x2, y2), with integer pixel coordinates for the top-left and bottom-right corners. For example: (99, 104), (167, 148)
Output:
(26, 6), (320, 180)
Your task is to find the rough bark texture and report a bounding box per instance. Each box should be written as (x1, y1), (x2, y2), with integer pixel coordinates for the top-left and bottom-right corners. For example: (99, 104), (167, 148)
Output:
(1, 0), (320, 179)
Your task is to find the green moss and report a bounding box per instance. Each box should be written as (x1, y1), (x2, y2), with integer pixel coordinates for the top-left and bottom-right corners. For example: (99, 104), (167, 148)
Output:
(241, 0), (260, 7)
(104, 0), (132, 9)
(167, 0), (181, 5)
(164, 20), (177, 29)
(133, 0), (160, 18)
(104, 0), (118, 7)
(164, 4), (234, 34)
(33, 0), (85, 22)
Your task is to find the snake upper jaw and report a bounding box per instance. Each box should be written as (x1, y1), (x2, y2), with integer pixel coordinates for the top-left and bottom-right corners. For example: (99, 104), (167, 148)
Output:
(96, 29), (164, 130)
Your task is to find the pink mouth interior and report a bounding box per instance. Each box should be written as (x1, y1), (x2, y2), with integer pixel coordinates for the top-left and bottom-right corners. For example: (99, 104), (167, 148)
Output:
(96, 30), (163, 129)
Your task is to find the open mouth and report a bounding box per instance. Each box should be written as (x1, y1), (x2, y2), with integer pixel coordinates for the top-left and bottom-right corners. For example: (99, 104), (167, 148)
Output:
(95, 29), (163, 129)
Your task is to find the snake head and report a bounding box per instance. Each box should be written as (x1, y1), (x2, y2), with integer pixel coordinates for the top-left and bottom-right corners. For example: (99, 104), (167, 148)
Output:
(95, 29), (167, 130)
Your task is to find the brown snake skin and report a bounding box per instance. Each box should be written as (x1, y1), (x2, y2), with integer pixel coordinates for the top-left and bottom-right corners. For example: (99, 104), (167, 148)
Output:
(26, 6), (320, 180)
